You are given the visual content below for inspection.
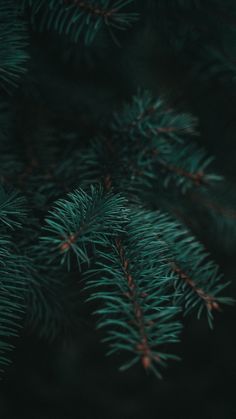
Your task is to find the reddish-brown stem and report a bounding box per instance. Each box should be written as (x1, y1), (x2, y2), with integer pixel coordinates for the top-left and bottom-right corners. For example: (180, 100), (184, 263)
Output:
(116, 106), (205, 187)
(122, 101), (194, 136)
(60, 233), (78, 252)
(115, 238), (159, 369)
(171, 261), (220, 311)
(159, 160), (206, 186)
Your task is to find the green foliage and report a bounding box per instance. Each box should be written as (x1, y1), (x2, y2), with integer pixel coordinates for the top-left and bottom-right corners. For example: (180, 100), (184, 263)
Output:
(84, 208), (182, 377)
(38, 184), (232, 374)
(0, 86), (232, 377)
(0, 187), (28, 372)
(0, 1), (28, 93)
(77, 90), (221, 195)
(0, 187), (27, 229)
(0, 241), (25, 371)
(111, 89), (198, 139)
(41, 186), (129, 270)
(21, 0), (138, 44)
(0, 1), (234, 379)
(139, 210), (234, 328)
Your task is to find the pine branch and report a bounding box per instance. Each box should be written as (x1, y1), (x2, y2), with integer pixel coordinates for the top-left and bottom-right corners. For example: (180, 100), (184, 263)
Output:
(0, 1), (28, 93)
(0, 186), (27, 229)
(84, 209), (182, 377)
(0, 187), (30, 374)
(140, 210), (234, 328)
(111, 89), (198, 141)
(156, 142), (222, 193)
(76, 90), (222, 195)
(41, 185), (129, 270)
(111, 91), (222, 193)
(115, 237), (157, 371)
(38, 187), (183, 376)
(171, 261), (221, 311)
(21, 0), (138, 44)
(36, 182), (232, 375)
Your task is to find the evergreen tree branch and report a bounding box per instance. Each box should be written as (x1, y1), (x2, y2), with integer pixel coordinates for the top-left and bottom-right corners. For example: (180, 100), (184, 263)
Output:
(41, 185), (129, 270)
(111, 89), (198, 141)
(84, 209), (182, 377)
(32, 181), (232, 375)
(21, 0), (138, 44)
(0, 187), (30, 374)
(76, 90), (222, 195)
(0, 186), (27, 229)
(0, 1), (28, 93)
(140, 210), (234, 328)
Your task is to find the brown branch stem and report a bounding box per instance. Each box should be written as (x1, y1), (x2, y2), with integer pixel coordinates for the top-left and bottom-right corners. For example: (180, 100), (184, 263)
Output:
(115, 238), (160, 369)
(159, 159), (206, 186)
(171, 261), (220, 311)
